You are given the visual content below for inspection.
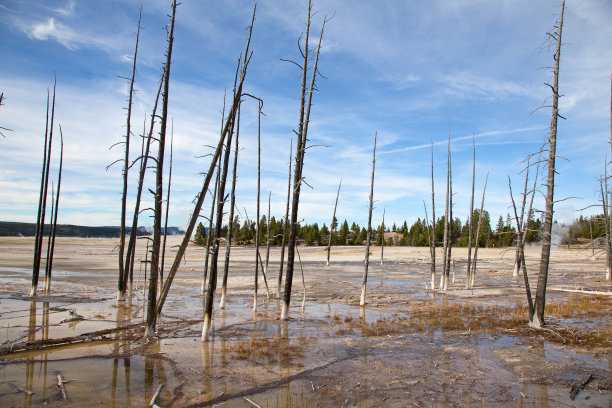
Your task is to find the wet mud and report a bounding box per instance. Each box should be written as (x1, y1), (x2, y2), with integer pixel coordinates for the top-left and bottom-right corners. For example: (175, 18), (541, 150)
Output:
(0, 237), (611, 407)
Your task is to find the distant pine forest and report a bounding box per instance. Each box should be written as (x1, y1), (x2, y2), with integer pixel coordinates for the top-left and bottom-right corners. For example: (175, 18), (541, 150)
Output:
(0, 221), (183, 238)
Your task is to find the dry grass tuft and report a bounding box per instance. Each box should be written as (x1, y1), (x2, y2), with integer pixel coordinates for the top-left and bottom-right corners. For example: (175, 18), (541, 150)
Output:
(227, 335), (316, 365)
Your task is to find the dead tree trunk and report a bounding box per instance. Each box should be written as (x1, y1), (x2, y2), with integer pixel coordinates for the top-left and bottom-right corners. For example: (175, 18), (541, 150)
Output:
(430, 141), (436, 289)
(220, 104), (241, 310)
(253, 100), (263, 314)
(202, 156), (220, 294)
(124, 76), (164, 295)
(608, 72), (612, 282)
(32, 79), (55, 298)
(470, 172), (489, 288)
(446, 150), (453, 288)
(118, 8), (141, 301)
(145, 0), (176, 338)
(281, 3), (328, 320)
(202, 97), (238, 342)
(160, 130), (173, 288)
(156, 6), (255, 317)
(380, 208), (385, 266)
(44, 129), (63, 294)
(326, 179), (342, 266)
(360, 132), (377, 306)
(264, 191), (272, 279)
(466, 134), (475, 288)
(441, 132), (450, 290)
(277, 138), (292, 295)
(533, 0), (565, 328)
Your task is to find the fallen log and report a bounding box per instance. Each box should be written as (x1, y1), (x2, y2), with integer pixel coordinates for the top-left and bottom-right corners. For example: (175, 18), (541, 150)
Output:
(548, 287), (612, 296)
(0, 322), (143, 355)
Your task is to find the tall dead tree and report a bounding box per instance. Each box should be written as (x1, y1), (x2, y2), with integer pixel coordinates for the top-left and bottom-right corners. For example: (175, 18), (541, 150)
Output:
(440, 132), (451, 290)
(32, 79), (55, 298)
(253, 99), (263, 314)
(445, 150), (453, 288)
(145, 0), (176, 338)
(220, 104), (241, 310)
(380, 208), (385, 266)
(429, 141), (436, 289)
(123, 75), (164, 296)
(264, 191), (272, 279)
(202, 92), (239, 342)
(470, 172), (489, 288)
(360, 132), (377, 306)
(118, 8), (141, 301)
(326, 179), (341, 266)
(156, 4), (255, 317)
(466, 134), (475, 287)
(601, 175), (611, 281)
(608, 71), (612, 283)
(43, 129), (63, 294)
(160, 130), (173, 286)
(281, 2), (328, 320)
(277, 138), (292, 295)
(202, 155), (220, 294)
(532, 0), (565, 328)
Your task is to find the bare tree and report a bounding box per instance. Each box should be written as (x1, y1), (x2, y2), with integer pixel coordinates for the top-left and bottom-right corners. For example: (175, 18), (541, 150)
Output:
(32, 79), (56, 298)
(277, 138), (292, 295)
(440, 132), (450, 291)
(470, 172), (489, 288)
(118, 7), (141, 301)
(253, 99), (263, 314)
(532, 0), (565, 328)
(145, 0), (176, 338)
(160, 129), (173, 287)
(429, 141), (436, 289)
(281, 2), (329, 320)
(466, 134), (475, 288)
(156, 5), (255, 317)
(380, 208), (385, 266)
(220, 104), (241, 310)
(264, 191), (272, 282)
(202, 156), (220, 294)
(360, 132), (377, 306)
(43, 129), (63, 294)
(325, 179), (342, 266)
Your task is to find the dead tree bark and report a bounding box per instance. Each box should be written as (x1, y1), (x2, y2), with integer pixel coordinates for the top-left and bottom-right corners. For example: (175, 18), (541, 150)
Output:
(430, 141), (436, 289)
(160, 130), (173, 287)
(533, 0), (565, 328)
(441, 132), (450, 290)
(277, 138), (292, 295)
(470, 172), (489, 288)
(326, 179), (342, 266)
(156, 6), (255, 317)
(360, 132), (377, 306)
(264, 191), (272, 280)
(145, 0), (176, 338)
(445, 150), (453, 288)
(253, 99), (263, 314)
(32, 79), (55, 298)
(380, 208), (385, 266)
(608, 72), (612, 283)
(202, 95), (238, 342)
(601, 177), (611, 280)
(123, 75), (164, 296)
(220, 104), (241, 310)
(118, 8), (141, 301)
(202, 156), (220, 294)
(281, 2), (328, 320)
(44, 129), (63, 294)
(466, 134), (475, 288)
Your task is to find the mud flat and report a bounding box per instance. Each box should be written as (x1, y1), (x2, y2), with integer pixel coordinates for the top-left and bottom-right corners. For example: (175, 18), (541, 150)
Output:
(0, 236), (610, 407)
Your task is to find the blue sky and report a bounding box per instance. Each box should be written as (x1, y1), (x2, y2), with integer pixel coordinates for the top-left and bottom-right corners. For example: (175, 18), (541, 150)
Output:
(0, 0), (610, 230)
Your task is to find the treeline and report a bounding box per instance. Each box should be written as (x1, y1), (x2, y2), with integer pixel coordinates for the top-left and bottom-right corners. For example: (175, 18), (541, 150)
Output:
(193, 209), (544, 248)
(566, 214), (609, 245)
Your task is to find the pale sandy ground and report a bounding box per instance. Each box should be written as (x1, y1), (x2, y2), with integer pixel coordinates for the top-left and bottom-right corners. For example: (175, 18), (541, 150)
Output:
(0, 236), (610, 407)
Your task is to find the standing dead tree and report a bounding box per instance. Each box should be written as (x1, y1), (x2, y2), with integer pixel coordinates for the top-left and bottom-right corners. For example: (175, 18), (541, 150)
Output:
(360, 132), (377, 307)
(429, 141), (436, 290)
(32, 79), (56, 298)
(156, 4), (256, 318)
(264, 191), (272, 282)
(325, 179), (341, 266)
(202, 90), (241, 342)
(43, 129), (63, 294)
(469, 172), (489, 288)
(532, 0), (565, 328)
(220, 104), (241, 310)
(117, 8), (141, 302)
(277, 138), (292, 295)
(123, 75), (164, 297)
(466, 134), (475, 287)
(160, 130), (173, 287)
(441, 132), (451, 291)
(380, 208), (385, 266)
(202, 155), (221, 294)
(145, 0), (176, 338)
(281, 1), (329, 320)
(252, 98), (265, 313)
